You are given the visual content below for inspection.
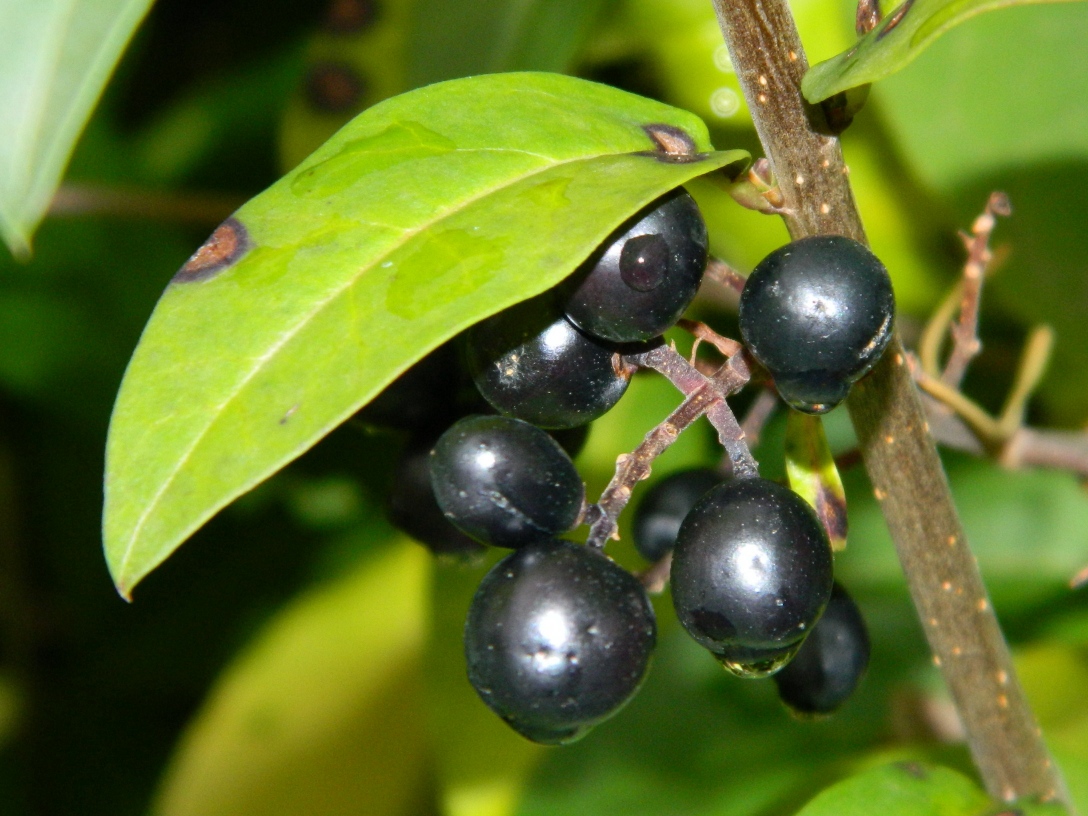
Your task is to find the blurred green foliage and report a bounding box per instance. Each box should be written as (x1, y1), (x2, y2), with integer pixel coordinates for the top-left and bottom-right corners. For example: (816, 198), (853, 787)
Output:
(0, 0), (1087, 814)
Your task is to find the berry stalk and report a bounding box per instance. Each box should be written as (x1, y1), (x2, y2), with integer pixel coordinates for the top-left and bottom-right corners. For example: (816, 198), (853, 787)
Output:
(708, 0), (1068, 805)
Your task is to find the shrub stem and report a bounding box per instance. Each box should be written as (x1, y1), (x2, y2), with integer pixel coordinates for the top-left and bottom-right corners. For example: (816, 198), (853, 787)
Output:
(708, 0), (1068, 804)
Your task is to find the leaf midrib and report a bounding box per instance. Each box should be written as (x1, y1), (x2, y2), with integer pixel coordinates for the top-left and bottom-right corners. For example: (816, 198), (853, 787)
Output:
(111, 144), (661, 581)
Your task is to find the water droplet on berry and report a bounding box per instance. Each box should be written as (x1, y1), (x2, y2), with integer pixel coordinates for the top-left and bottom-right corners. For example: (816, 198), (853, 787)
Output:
(719, 642), (802, 678)
(619, 234), (669, 292)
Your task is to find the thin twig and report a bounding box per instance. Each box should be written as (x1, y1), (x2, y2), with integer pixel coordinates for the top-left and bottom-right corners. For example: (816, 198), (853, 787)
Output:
(941, 193), (1011, 386)
(584, 345), (755, 549)
(585, 386), (716, 549)
(996, 325), (1054, 439)
(739, 387), (780, 450)
(639, 552), (673, 594)
(703, 256), (748, 294)
(677, 318), (744, 359)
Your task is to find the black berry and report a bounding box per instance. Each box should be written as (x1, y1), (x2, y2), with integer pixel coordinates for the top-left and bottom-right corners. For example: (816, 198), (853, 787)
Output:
(430, 415), (584, 548)
(464, 539), (656, 744)
(738, 235), (895, 414)
(387, 438), (486, 557)
(466, 295), (631, 429)
(632, 467), (723, 562)
(357, 342), (477, 432)
(563, 188), (709, 342)
(670, 477), (833, 677)
(548, 424), (591, 460)
(774, 582), (870, 715)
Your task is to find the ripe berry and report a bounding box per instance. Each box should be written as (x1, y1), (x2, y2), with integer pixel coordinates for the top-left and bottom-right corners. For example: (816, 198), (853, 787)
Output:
(466, 295), (631, 429)
(430, 415), (584, 548)
(774, 582), (870, 715)
(563, 188), (709, 342)
(632, 468), (723, 562)
(357, 342), (476, 431)
(387, 438), (486, 557)
(549, 423), (590, 460)
(738, 235), (895, 414)
(464, 538), (656, 744)
(670, 477), (833, 677)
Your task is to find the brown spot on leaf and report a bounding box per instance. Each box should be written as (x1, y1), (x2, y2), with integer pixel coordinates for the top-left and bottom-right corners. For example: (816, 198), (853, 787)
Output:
(306, 61), (366, 113)
(895, 761), (928, 779)
(323, 0), (380, 33)
(877, 0), (915, 39)
(172, 217), (250, 284)
(639, 124), (704, 163)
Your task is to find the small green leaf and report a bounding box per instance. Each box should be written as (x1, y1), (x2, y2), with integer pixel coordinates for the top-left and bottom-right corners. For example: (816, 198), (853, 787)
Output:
(151, 541), (432, 816)
(103, 71), (747, 597)
(802, 0), (1077, 103)
(795, 761), (990, 816)
(0, 0), (154, 256)
(785, 412), (848, 551)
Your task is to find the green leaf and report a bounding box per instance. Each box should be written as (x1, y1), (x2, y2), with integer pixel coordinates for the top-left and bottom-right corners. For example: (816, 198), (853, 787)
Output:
(794, 761), (990, 816)
(785, 412), (848, 551)
(406, 0), (608, 88)
(103, 71), (746, 597)
(873, 3), (1088, 192)
(802, 0), (1078, 103)
(0, 0), (153, 257)
(151, 541), (433, 816)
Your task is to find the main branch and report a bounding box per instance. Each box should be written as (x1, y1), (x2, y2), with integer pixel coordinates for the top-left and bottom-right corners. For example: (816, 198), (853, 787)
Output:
(710, 0), (1067, 804)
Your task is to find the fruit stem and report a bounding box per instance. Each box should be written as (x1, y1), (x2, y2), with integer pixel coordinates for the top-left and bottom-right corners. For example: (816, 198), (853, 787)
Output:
(708, 0), (1070, 806)
(585, 344), (754, 549)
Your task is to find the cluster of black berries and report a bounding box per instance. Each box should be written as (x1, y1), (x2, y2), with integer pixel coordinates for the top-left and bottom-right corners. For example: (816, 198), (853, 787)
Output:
(369, 187), (893, 742)
(634, 468), (871, 714)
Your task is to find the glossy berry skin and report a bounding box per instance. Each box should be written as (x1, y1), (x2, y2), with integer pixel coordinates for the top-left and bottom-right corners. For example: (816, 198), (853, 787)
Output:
(774, 582), (870, 715)
(563, 188), (709, 342)
(633, 468), (723, 562)
(738, 235), (895, 414)
(467, 295), (631, 429)
(465, 538), (656, 744)
(549, 424), (590, 460)
(430, 415), (584, 548)
(386, 439), (485, 557)
(670, 477), (833, 676)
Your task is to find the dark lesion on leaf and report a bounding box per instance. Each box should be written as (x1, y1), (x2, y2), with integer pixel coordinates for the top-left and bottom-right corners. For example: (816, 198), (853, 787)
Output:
(876, 0), (915, 39)
(638, 124), (705, 164)
(305, 61), (366, 113)
(323, 0), (380, 34)
(172, 217), (251, 284)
